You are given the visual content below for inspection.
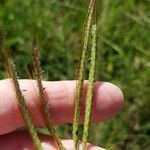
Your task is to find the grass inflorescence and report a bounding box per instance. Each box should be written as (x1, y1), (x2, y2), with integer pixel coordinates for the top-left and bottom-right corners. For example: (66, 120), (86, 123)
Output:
(82, 24), (97, 150)
(72, 0), (97, 149)
(32, 35), (66, 150)
(2, 36), (42, 150)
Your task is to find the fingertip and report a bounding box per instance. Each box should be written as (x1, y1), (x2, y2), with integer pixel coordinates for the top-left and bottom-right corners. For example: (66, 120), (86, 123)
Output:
(92, 82), (124, 122)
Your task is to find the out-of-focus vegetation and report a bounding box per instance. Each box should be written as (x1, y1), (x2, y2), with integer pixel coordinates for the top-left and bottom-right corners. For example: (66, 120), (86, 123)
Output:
(0, 0), (150, 149)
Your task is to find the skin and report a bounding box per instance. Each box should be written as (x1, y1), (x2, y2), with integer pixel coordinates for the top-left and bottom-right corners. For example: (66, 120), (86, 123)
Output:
(0, 79), (124, 150)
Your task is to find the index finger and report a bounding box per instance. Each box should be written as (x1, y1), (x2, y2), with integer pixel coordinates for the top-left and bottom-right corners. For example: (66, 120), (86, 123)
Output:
(0, 79), (123, 135)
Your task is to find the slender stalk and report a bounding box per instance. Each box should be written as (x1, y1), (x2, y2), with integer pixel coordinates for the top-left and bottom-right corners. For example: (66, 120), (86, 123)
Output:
(72, 0), (96, 149)
(32, 35), (66, 150)
(3, 37), (42, 150)
(82, 24), (97, 150)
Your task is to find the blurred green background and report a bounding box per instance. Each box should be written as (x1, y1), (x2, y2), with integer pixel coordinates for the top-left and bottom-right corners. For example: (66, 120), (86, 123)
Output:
(0, 0), (150, 149)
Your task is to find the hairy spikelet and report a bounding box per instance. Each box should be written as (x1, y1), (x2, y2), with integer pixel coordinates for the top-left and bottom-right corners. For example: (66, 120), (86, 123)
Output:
(72, 0), (96, 149)
(2, 36), (42, 150)
(32, 35), (66, 150)
(82, 24), (97, 150)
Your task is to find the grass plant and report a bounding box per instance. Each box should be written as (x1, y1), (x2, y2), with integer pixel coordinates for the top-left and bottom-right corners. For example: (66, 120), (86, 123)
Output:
(1, 1), (98, 149)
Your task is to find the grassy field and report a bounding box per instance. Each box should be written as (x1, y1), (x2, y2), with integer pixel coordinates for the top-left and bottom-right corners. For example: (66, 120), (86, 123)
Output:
(0, 0), (150, 149)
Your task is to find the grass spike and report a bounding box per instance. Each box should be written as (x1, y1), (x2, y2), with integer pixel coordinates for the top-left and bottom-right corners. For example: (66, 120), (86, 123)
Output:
(82, 24), (97, 150)
(72, 0), (96, 149)
(2, 36), (42, 150)
(32, 35), (66, 150)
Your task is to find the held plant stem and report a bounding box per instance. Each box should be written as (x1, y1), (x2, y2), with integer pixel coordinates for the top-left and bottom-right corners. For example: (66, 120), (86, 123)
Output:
(3, 38), (42, 150)
(82, 24), (97, 150)
(72, 0), (96, 149)
(32, 36), (66, 150)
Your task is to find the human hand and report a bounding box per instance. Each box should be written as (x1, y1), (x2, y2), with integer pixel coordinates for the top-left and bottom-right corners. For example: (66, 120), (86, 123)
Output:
(0, 79), (123, 150)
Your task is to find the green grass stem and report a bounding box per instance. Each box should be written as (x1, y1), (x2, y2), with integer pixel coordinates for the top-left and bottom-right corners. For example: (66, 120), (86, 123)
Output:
(72, 0), (96, 149)
(82, 24), (97, 150)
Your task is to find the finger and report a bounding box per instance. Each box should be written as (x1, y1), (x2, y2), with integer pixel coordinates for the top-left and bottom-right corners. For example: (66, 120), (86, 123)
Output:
(0, 79), (124, 135)
(0, 131), (105, 150)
